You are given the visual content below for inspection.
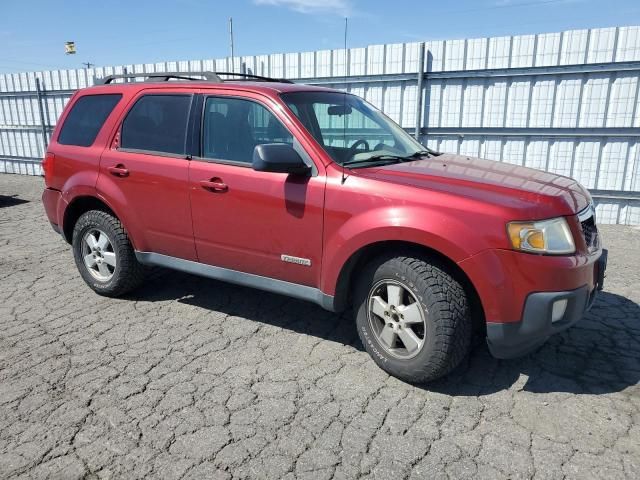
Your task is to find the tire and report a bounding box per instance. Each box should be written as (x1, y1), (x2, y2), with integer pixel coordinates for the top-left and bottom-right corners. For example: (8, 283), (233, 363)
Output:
(354, 253), (472, 383)
(72, 210), (145, 297)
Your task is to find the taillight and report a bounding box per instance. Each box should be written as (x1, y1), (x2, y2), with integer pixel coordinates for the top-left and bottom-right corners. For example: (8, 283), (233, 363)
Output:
(42, 152), (55, 184)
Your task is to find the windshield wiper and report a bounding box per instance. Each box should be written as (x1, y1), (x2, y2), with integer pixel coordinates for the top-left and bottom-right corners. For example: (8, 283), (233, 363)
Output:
(342, 150), (435, 169)
(406, 150), (432, 159)
(342, 155), (406, 168)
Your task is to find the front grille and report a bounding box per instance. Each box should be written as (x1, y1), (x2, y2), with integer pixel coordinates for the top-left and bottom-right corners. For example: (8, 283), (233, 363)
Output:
(579, 206), (598, 252)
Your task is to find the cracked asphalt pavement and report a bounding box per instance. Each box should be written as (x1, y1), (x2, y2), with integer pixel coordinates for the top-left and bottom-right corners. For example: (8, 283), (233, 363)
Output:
(1, 173), (640, 479)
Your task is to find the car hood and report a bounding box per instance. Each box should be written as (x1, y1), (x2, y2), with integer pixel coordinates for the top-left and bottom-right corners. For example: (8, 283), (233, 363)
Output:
(353, 154), (590, 218)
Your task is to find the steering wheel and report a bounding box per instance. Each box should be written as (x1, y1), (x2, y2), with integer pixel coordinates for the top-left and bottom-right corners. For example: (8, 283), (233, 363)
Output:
(345, 139), (370, 161)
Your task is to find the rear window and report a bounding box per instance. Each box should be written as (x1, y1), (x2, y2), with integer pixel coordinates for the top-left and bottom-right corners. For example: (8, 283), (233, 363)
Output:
(58, 94), (122, 147)
(120, 95), (192, 155)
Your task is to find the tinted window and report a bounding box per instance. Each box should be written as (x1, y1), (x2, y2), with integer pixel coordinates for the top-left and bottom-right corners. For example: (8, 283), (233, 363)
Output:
(121, 95), (192, 155)
(203, 97), (293, 163)
(58, 94), (122, 147)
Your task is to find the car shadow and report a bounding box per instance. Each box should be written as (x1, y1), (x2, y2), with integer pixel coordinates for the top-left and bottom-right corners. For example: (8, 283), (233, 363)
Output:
(128, 269), (640, 396)
(416, 290), (640, 396)
(0, 194), (29, 208)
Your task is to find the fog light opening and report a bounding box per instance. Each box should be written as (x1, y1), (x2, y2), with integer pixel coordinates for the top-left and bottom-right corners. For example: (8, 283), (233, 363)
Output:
(551, 299), (568, 323)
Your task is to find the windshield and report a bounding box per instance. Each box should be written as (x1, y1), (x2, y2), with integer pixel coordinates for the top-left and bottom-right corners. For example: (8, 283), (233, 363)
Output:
(281, 91), (427, 166)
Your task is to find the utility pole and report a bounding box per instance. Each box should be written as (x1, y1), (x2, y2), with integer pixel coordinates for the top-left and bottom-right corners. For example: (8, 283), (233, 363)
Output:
(82, 62), (94, 69)
(229, 17), (235, 73)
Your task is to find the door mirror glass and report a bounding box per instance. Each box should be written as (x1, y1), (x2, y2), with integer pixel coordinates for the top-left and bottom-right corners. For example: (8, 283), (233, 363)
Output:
(252, 143), (310, 175)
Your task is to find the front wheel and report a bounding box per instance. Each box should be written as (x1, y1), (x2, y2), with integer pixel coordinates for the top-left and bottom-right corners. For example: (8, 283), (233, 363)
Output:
(72, 210), (145, 297)
(354, 254), (472, 383)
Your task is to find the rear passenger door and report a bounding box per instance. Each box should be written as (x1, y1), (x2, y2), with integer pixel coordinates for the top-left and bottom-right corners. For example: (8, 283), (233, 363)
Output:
(97, 91), (197, 260)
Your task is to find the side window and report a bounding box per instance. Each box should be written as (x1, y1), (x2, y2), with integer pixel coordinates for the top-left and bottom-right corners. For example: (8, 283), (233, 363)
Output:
(202, 97), (293, 163)
(121, 95), (192, 155)
(58, 94), (122, 147)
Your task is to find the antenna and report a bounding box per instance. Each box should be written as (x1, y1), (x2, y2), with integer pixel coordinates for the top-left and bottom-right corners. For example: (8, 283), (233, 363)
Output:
(341, 17), (348, 185)
(229, 17), (235, 73)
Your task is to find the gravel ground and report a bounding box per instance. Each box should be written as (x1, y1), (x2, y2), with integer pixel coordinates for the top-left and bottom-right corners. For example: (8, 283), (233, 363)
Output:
(1, 173), (639, 480)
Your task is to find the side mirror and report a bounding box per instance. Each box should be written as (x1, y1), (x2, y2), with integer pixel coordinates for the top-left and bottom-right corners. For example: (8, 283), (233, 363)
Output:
(252, 143), (311, 176)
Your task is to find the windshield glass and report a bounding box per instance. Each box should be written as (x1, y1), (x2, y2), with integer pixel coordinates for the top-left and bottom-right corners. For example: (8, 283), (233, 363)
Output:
(281, 91), (426, 166)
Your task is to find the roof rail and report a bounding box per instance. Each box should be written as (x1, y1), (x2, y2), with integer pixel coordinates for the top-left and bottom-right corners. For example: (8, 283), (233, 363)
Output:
(95, 72), (222, 85)
(94, 71), (293, 85)
(214, 72), (294, 84)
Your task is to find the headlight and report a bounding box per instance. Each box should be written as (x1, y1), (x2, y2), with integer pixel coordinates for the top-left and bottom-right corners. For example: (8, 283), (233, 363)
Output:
(507, 217), (575, 254)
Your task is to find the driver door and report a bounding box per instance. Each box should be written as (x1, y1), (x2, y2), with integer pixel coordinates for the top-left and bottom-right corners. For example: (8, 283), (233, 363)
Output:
(188, 92), (325, 287)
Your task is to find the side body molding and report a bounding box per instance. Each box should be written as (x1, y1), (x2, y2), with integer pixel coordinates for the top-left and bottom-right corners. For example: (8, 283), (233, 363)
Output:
(135, 252), (337, 311)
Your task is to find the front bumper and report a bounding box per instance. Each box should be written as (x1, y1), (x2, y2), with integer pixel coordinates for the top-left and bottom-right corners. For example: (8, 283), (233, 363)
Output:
(486, 248), (608, 358)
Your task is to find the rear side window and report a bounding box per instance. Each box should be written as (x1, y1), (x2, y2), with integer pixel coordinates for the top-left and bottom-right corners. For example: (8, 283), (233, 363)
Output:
(58, 94), (122, 147)
(120, 95), (192, 155)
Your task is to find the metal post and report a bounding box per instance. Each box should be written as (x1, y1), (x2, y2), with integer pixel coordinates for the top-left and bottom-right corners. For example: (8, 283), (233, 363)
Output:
(35, 78), (49, 152)
(414, 42), (426, 141)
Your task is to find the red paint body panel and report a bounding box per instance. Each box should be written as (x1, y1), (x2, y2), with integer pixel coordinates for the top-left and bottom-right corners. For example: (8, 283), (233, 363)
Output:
(42, 188), (62, 226)
(97, 149), (196, 259)
(187, 87), (327, 286)
(189, 161), (325, 286)
(459, 246), (599, 323)
(354, 154), (590, 219)
(42, 79), (603, 328)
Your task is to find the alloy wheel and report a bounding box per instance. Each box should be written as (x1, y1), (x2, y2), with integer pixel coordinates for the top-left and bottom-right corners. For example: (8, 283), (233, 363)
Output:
(81, 229), (116, 281)
(367, 279), (427, 359)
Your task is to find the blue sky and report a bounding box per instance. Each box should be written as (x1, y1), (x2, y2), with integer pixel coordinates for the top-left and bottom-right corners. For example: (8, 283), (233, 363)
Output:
(0, 0), (639, 73)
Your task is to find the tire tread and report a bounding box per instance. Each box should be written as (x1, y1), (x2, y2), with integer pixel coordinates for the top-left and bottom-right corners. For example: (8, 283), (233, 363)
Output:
(355, 252), (472, 383)
(72, 210), (145, 297)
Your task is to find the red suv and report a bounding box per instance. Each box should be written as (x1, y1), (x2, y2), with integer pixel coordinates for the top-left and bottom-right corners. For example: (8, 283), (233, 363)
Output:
(42, 72), (607, 383)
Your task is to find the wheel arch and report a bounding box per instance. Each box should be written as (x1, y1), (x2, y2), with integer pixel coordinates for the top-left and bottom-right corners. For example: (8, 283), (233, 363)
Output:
(332, 240), (485, 330)
(62, 196), (117, 244)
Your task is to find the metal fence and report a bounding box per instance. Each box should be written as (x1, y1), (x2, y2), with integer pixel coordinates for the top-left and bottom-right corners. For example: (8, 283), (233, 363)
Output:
(1, 26), (639, 224)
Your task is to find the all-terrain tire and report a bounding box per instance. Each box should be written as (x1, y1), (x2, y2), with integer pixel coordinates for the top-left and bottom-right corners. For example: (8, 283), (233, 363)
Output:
(72, 210), (145, 297)
(354, 253), (472, 383)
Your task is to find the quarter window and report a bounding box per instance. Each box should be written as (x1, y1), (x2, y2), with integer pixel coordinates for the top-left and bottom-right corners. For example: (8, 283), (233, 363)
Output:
(58, 94), (122, 147)
(202, 97), (293, 163)
(121, 95), (192, 155)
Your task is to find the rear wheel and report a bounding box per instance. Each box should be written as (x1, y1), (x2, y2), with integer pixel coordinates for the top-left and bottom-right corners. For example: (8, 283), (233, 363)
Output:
(354, 253), (472, 383)
(72, 210), (145, 296)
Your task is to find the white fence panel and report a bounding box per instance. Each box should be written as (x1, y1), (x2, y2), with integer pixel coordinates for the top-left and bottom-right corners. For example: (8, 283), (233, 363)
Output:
(1, 25), (639, 224)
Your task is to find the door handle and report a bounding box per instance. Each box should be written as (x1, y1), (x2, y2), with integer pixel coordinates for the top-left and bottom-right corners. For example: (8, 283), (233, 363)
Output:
(200, 178), (228, 193)
(108, 165), (129, 177)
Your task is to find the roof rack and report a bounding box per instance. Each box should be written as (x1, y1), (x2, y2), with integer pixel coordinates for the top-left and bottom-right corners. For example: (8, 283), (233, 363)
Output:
(215, 72), (294, 84)
(95, 71), (293, 85)
(96, 72), (221, 84)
